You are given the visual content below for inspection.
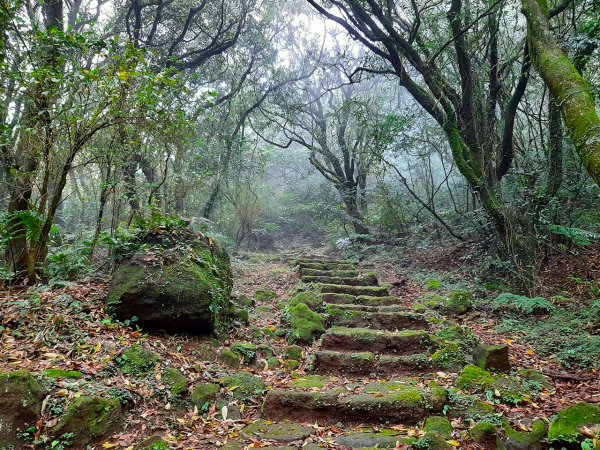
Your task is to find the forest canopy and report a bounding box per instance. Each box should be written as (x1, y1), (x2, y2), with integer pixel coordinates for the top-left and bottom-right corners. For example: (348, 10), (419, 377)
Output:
(0, 0), (598, 287)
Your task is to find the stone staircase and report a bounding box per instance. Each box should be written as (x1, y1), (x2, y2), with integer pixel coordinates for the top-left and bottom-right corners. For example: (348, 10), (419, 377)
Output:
(262, 257), (443, 429)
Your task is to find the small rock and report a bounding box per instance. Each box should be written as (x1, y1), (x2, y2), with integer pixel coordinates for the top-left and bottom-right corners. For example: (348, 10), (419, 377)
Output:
(0, 370), (46, 448)
(191, 383), (220, 407)
(217, 348), (241, 368)
(473, 343), (511, 372)
(120, 344), (160, 375)
(53, 396), (123, 447)
(547, 402), (600, 446)
(162, 368), (188, 399)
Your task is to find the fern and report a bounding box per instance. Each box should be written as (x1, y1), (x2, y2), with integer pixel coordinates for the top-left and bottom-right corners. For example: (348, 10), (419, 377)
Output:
(548, 225), (600, 246)
(0, 210), (45, 245)
(493, 293), (555, 315)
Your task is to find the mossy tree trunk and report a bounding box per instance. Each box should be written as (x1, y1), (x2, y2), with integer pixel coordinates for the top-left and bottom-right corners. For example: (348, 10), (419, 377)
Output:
(521, 0), (600, 186)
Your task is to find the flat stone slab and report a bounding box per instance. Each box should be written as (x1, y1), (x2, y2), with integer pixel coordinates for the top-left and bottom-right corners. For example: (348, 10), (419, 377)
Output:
(299, 268), (360, 278)
(314, 283), (392, 297)
(241, 420), (314, 442)
(321, 327), (431, 354)
(297, 261), (358, 271)
(326, 303), (409, 313)
(323, 293), (401, 305)
(301, 275), (377, 286)
(326, 307), (429, 330)
(262, 387), (426, 424)
(314, 350), (434, 376)
(334, 429), (417, 448)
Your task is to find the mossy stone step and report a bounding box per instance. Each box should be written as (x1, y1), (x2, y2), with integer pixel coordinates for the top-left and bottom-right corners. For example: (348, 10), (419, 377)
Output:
(301, 275), (377, 286)
(323, 293), (400, 305)
(321, 327), (431, 354)
(299, 268), (360, 278)
(326, 303), (409, 313)
(313, 283), (392, 297)
(262, 386), (426, 424)
(296, 260), (358, 271)
(314, 350), (434, 376)
(326, 306), (428, 330)
(333, 429), (417, 448)
(241, 419), (315, 442)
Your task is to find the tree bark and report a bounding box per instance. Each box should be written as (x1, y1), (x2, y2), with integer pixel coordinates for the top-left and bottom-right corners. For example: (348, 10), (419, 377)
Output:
(521, 0), (600, 186)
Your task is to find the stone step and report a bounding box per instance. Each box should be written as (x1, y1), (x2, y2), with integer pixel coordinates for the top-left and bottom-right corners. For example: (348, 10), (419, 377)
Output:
(262, 383), (428, 424)
(299, 268), (360, 278)
(325, 303), (409, 313)
(325, 306), (429, 330)
(323, 293), (401, 306)
(296, 260), (358, 271)
(321, 327), (431, 355)
(301, 274), (377, 286)
(314, 350), (434, 376)
(313, 283), (392, 297)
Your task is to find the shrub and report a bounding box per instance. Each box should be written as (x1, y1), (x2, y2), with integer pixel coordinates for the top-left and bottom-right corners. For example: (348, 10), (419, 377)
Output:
(492, 293), (555, 315)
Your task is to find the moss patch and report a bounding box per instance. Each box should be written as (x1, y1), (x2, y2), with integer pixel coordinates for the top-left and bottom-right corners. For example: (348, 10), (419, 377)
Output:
(502, 420), (547, 449)
(217, 348), (240, 368)
(443, 290), (474, 314)
(136, 436), (170, 450)
(229, 343), (257, 363)
(547, 403), (600, 444)
(242, 419), (313, 442)
(53, 396), (123, 446)
(191, 383), (220, 407)
(287, 302), (325, 344)
(163, 368), (188, 399)
(120, 344), (160, 375)
(220, 372), (266, 400)
(289, 291), (323, 310)
(254, 289), (277, 302)
(290, 375), (330, 389)
(431, 342), (466, 371)
(42, 369), (82, 379)
(457, 365), (496, 391)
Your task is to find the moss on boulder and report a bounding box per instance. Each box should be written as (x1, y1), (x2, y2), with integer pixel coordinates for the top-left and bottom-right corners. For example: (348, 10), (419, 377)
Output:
(284, 345), (303, 360)
(191, 383), (220, 407)
(431, 342), (466, 371)
(163, 368), (188, 398)
(217, 348), (240, 368)
(289, 291), (323, 310)
(120, 344), (160, 375)
(106, 227), (233, 333)
(470, 422), (498, 443)
(0, 370), (47, 448)
(221, 372), (267, 400)
(457, 365), (496, 391)
(229, 342), (257, 363)
(500, 420), (547, 450)
(287, 302), (325, 344)
(547, 403), (600, 445)
(443, 289), (474, 314)
(414, 416), (453, 449)
(519, 369), (552, 390)
(53, 396), (123, 447)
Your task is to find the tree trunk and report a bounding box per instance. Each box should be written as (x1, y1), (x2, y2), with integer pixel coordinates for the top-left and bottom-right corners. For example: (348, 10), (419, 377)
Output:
(521, 0), (600, 186)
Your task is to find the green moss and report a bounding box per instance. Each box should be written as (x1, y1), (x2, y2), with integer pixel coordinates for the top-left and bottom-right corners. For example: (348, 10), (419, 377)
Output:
(53, 396), (123, 446)
(427, 279), (443, 290)
(547, 403), (600, 444)
(431, 342), (466, 371)
(289, 291), (323, 310)
(191, 383), (220, 407)
(242, 420), (313, 441)
(290, 375), (330, 389)
(287, 302), (325, 344)
(426, 381), (448, 411)
(266, 357), (280, 369)
(0, 370), (46, 447)
(457, 365), (496, 391)
(41, 369), (82, 379)
(136, 436), (170, 450)
(163, 368), (188, 399)
(435, 324), (479, 351)
(283, 359), (300, 370)
(284, 345), (303, 360)
(254, 289), (277, 302)
(120, 344), (160, 375)
(390, 385), (424, 406)
(470, 422), (497, 442)
(230, 343), (257, 363)
(257, 344), (277, 358)
(502, 420), (547, 448)
(424, 416), (453, 436)
(217, 348), (240, 368)
(221, 373), (266, 400)
(443, 289), (474, 314)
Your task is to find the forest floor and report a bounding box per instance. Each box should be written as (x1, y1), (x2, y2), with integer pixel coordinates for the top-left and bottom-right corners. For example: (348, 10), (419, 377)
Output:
(0, 242), (599, 449)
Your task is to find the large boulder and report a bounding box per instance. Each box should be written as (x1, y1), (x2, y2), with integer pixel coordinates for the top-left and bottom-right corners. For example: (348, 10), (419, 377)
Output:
(106, 227), (233, 333)
(0, 370), (46, 449)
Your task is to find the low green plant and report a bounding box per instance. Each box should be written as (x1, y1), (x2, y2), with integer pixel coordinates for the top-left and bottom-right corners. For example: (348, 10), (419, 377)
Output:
(492, 293), (555, 315)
